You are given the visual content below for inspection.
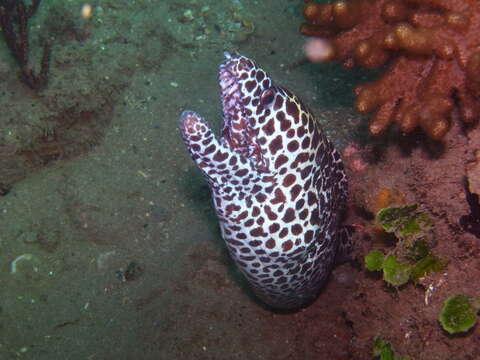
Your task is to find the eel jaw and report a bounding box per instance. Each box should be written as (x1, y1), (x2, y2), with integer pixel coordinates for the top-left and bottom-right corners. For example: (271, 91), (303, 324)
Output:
(218, 53), (268, 171)
(219, 53), (249, 153)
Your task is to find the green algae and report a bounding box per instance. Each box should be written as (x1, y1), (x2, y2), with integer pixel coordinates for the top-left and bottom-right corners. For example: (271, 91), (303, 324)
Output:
(377, 204), (433, 248)
(410, 253), (444, 281)
(365, 250), (384, 271)
(373, 336), (411, 360)
(364, 204), (444, 287)
(439, 294), (480, 334)
(382, 254), (412, 287)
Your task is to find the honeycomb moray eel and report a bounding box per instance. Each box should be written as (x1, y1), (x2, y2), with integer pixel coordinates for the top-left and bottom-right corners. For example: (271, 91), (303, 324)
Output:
(179, 53), (351, 311)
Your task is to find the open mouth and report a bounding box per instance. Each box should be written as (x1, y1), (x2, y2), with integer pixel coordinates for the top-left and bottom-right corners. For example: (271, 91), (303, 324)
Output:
(218, 53), (269, 172)
(218, 53), (252, 157)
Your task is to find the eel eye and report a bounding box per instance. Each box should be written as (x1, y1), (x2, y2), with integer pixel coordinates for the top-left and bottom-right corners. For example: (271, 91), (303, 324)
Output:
(260, 88), (275, 105)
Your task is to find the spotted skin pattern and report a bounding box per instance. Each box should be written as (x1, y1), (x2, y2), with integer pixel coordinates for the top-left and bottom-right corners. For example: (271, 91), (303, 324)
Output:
(179, 53), (348, 310)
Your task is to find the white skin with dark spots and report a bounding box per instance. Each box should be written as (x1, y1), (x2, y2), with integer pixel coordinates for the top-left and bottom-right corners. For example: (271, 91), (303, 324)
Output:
(179, 53), (348, 310)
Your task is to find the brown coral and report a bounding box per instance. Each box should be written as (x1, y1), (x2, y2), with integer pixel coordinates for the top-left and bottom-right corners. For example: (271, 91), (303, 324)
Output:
(301, 0), (480, 140)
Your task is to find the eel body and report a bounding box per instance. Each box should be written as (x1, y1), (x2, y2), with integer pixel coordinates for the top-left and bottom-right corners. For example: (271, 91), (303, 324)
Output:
(179, 53), (349, 310)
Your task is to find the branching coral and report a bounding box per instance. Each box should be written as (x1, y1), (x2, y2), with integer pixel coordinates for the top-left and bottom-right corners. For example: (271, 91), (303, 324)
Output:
(301, 0), (480, 140)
